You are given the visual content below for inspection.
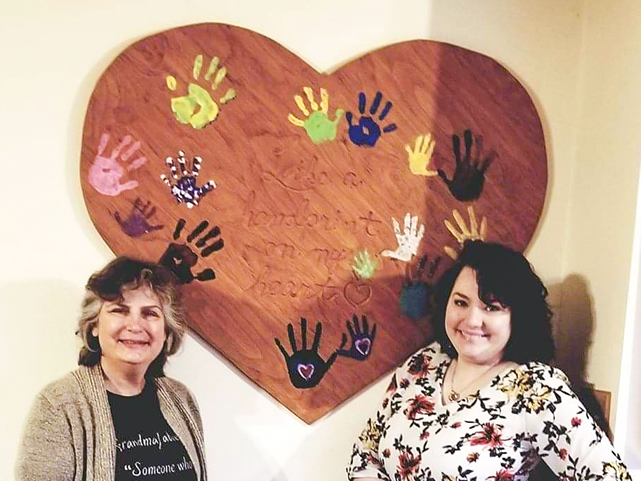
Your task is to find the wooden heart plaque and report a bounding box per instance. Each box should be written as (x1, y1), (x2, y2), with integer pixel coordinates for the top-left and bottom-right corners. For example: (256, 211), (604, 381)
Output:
(80, 23), (547, 423)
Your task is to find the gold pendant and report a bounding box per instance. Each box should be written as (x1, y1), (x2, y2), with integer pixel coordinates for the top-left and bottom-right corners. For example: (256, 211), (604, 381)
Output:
(448, 390), (460, 402)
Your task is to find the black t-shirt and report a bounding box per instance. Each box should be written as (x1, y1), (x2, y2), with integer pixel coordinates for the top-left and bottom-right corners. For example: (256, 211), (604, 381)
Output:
(107, 382), (198, 480)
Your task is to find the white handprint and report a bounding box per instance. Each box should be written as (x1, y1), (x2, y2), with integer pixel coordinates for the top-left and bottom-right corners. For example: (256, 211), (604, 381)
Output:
(381, 213), (425, 262)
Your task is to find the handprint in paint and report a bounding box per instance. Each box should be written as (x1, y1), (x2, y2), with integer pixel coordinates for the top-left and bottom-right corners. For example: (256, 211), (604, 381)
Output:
(88, 133), (148, 196)
(114, 198), (164, 237)
(166, 54), (237, 130)
(443, 206), (487, 259)
(400, 255), (442, 320)
(275, 318), (346, 389)
(160, 151), (216, 208)
(158, 218), (224, 284)
(381, 213), (425, 262)
(346, 91), (397, 147)
(352, 249), (379, 280)
(437, 129), (497, 201)
(405, 133), (438, 177)
(287, 87), (344, 144)
(336, 315), (376, 361)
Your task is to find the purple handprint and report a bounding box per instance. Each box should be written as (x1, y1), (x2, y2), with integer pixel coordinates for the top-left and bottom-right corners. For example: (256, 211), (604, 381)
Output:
(114, 198), (164, 238)
(88, 133), (148, 196)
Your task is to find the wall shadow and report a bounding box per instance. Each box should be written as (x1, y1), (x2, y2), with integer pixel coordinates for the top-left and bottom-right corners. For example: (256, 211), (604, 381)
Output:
(554, 274), (611, 438)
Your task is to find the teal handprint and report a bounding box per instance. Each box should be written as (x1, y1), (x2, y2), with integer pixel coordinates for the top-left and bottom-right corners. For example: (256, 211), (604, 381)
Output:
(352, 249), (379, 279)
(287, 87), (344, 144)
(166, 55), (237, 130)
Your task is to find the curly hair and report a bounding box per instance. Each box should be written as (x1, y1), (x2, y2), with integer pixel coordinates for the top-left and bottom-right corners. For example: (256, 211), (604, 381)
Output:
(76, 257), (186, 378)
(431, 241), (554, 364)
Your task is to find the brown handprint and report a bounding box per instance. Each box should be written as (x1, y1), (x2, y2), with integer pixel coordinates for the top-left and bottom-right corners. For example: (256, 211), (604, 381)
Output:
(88, 133), (148, 196)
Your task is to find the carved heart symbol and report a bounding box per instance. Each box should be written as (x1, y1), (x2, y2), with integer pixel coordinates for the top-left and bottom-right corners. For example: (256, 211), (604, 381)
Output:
(355, 338), (371, 356)
(297, 363), (315, 381)
(344, 280), (373, 307)
(80, 23), (547, 423)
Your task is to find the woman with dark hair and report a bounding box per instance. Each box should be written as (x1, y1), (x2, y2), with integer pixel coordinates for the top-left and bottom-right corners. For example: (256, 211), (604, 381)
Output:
(348, 241), (629, 481)
(17, 257), (207, 480)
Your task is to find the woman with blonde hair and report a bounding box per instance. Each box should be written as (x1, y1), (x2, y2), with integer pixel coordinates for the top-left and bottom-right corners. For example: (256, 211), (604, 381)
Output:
(17, 257), (207, 480)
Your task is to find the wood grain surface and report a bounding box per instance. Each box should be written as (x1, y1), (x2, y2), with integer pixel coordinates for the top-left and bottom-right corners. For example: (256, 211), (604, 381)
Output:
(80, 23), (547, 423)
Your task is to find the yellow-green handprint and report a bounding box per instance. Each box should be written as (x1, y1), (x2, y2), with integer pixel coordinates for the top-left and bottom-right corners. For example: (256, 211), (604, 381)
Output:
(443, 206), (487, 259)
(287, 87), (344, 144)
(352, 249), (379, 279)
(166, 55), (237, 130)
(405, 133), (437, 176)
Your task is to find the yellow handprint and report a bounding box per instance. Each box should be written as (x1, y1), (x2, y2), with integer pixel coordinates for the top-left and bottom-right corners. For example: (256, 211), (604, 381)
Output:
(166, 55), (237, 130)
(443, 206), (487, 259)
(404, 133), (437, 176)
(287, 87), (344, 144)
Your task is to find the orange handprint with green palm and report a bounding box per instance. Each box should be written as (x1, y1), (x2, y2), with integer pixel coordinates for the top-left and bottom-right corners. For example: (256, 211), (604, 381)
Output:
(166, 55), (237, 130)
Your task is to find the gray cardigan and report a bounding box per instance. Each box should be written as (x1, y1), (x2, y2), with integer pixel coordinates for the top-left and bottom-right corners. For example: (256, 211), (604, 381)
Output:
(16, 364), (207, 480)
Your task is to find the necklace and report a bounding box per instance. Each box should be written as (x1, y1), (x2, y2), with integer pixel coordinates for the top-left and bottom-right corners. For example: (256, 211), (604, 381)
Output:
(447, 360), (502, 402)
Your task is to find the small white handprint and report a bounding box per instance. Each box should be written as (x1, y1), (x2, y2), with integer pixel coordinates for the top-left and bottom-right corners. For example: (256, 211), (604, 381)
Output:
(381, 213), (425, 262)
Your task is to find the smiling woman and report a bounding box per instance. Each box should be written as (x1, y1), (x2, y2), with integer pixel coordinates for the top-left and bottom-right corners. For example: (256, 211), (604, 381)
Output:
(347, 241), (631, 481)
(16, 258), (208, 481)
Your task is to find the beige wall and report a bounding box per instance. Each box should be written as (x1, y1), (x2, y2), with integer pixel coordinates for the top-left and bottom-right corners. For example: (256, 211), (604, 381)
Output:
(2, 0), (637, 479)
(558, 0), (641, 432)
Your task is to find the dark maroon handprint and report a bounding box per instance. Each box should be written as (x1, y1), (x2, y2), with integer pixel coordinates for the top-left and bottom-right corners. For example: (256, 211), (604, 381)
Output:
(437, 129), (497, 202)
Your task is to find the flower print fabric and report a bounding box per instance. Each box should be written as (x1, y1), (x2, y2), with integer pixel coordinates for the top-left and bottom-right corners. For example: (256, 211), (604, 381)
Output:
(347, 342), (630, 481)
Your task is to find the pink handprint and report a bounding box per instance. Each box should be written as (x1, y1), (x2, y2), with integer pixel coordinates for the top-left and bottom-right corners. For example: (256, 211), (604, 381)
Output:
(88, 133), (148, 196)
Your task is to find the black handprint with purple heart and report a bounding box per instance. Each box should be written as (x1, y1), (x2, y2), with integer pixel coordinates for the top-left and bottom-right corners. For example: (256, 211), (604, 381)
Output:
(336, 314), (376, 361)
(275, 318), (346, 389)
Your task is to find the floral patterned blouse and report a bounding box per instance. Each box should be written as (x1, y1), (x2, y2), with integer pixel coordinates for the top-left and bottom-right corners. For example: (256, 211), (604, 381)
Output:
(347, 342), (630, 481)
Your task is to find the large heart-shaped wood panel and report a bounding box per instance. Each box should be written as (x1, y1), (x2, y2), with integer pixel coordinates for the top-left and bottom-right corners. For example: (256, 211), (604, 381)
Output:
(80, 23), (547, 423)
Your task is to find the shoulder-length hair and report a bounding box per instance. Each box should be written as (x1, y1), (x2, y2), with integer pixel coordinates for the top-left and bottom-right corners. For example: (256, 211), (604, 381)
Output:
(76, 257), (186, 378)
(431, 240), (554, 364)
